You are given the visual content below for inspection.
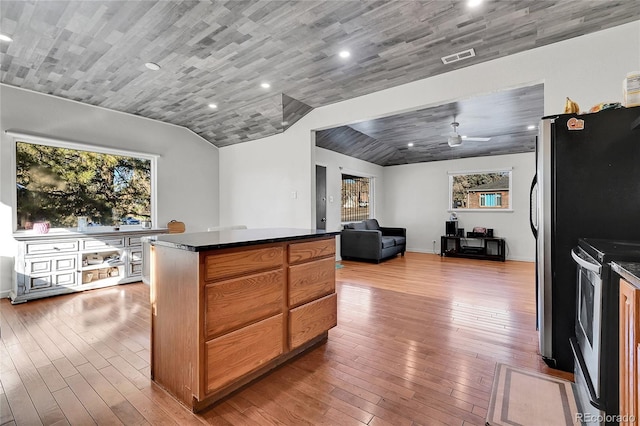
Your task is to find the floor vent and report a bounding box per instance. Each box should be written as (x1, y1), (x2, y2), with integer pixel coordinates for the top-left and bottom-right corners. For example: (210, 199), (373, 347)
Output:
(441, 48), (476, 65)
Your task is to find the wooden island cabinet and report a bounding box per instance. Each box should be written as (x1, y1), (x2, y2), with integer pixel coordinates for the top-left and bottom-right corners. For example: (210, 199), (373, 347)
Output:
(613, 261), (640, 425)
(150, 228), (338, 411)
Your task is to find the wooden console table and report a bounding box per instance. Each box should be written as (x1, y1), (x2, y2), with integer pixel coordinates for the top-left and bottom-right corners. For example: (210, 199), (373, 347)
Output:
(440, 235), (506, 261)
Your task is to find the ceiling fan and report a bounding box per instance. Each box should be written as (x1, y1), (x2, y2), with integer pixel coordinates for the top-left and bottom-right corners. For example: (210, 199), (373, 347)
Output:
(447, 120), (491, 147)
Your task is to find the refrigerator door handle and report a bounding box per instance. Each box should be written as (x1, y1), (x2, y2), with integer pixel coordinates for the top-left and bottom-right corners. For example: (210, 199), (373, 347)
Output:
(529, 174), (538, 238)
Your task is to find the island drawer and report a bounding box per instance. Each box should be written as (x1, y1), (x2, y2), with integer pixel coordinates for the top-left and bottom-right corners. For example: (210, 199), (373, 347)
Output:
(205, 313), (283, 393)
(288, 257), (335, 307)
(289, 293), (337, 349)
(205, 269), (284, 338)
(288, 238), (335, 264)
(204, 246), (283, 281)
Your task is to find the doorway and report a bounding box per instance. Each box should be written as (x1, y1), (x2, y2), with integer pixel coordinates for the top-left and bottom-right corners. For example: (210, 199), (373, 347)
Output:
(315, 165), (327, 230)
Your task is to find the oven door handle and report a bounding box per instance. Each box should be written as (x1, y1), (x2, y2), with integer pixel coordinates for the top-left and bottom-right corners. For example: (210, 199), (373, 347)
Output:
(571, 248), (601, 275)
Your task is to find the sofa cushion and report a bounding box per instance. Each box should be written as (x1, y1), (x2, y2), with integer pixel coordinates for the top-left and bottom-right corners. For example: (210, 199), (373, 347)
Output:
(393, 236), (406, 246)
(364, 219), (380, 230)
(344, 222), (366, 230)
(381, 236), (396, 248)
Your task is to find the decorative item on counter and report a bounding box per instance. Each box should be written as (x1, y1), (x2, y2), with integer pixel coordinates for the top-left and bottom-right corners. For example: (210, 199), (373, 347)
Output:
(623, 71), (640, 107)
(167, 219), (185, 233)
(33, 221), (50, 234)
(141, 220), (152, 229)
(563, 97), (580, 114)
(588, 102), (622, 113)
(77, 216), (88, 231)
(86, 253), (104, 265)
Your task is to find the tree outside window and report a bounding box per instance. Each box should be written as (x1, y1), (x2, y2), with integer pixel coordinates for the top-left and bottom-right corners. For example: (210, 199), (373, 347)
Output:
(16, 141), (151, 230)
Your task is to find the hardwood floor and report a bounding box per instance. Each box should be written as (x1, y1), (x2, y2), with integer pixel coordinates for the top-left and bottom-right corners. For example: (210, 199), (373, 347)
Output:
(0, 252), (571, 425)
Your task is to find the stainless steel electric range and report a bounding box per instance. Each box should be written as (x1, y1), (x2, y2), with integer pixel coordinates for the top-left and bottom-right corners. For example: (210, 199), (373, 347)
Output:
(570, 238), (640, 425)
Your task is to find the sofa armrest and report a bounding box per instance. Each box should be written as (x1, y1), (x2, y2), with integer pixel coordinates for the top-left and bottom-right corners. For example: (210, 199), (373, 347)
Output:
(380, 227), (406, 238)
(340, 229), (382, 259)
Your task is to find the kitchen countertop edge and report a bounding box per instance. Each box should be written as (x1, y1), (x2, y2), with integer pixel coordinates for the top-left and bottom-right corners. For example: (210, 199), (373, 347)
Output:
(612, 261), (640, 289)
(150, 228), (339, 252)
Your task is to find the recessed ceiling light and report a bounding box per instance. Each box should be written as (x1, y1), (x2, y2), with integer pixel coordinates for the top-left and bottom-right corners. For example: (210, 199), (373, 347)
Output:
(261, 82), (271, 89)
(407, 143), (414, 147)
(0, 34), (13, 42)
(145, 62), (161, 71)
(527, 125), (536, 130)
(339, 50), (350, 59)
(208, 103), (218, 109)
(468, 0), (483, 7)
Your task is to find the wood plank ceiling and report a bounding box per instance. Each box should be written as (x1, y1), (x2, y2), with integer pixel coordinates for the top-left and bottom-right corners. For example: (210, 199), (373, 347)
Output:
(1, 1), (638, 159)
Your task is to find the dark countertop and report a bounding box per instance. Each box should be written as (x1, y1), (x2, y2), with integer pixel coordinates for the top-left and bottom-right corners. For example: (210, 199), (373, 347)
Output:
(13, 228), (168, 241)
(612, 261), (640, 289)
(150, 228), (339, 252)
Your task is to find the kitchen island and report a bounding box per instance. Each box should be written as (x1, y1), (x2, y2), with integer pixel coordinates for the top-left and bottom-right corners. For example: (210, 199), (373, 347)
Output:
(612, 261), (640, 424)
(149, 228), (338, 412)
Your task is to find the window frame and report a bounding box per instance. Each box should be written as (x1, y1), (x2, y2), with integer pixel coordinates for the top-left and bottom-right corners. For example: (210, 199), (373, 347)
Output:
(448, 168), (513, 212)
(9, 131), (159, 233)
(480, 192), (503, 208)
(340, 172), (375, 224)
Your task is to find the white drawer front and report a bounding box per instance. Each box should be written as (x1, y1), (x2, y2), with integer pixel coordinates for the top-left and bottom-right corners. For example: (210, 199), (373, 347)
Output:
(29, 275), (53, 290)
(129, 263), (143, 276)
(29, 259), (51, 274)
(127, 236), (142, 247)
(129, 250), (143, 262)
(55, 272), (77, 286)
(54, 256), (76, 271)
(26, 240), (78, 255)
(82, 238), (124, 250)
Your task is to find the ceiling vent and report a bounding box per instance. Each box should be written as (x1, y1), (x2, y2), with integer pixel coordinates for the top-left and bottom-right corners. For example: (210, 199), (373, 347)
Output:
(441, 48), (476, 65)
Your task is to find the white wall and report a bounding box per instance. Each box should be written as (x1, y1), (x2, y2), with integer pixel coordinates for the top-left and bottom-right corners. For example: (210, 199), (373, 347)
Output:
(219, 21), (639, 261)
(0, 85), (220, 296)
(383, 153), (535, 260)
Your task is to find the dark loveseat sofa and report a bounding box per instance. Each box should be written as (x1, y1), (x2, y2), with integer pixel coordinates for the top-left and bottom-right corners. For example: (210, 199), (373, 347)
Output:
(340, 219), (406, 263)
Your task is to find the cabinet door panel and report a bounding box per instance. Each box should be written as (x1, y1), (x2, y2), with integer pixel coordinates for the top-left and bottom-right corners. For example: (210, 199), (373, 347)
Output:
(288, 238), (335, 264)
(205, 314), (283, 393)
(55, 272), (77, 286)
(205, 270), (283, 339)
(204, 246), (283, 282)
(620, 279), (639, 425)
(289, 293), (337, 349)
(288, 257), (335, 307)
(54, 256), (77, 271)
(29, 259), (51, 274)
(29, 275), (53, 290)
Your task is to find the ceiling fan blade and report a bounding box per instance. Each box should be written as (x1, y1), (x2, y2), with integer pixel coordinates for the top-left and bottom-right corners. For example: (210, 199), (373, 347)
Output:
(461, 136), (491, 141)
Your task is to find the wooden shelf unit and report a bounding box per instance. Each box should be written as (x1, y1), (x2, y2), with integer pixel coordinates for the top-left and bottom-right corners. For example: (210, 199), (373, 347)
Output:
(440, 235), (506, 262)
(12, 229), (166, 303)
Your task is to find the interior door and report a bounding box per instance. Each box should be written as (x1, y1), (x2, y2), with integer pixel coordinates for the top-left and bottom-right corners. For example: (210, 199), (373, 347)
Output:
(315, 165), (327, 230)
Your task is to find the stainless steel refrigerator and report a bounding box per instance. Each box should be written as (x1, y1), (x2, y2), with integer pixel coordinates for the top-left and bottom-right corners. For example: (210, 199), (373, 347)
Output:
(531, 106), (640, 372)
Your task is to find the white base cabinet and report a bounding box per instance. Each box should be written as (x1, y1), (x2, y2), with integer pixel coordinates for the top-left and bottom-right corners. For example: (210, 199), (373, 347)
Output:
(12, 229), (166, 303)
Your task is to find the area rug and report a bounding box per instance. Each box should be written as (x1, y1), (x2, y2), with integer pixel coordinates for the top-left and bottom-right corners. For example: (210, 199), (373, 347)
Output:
(486, 363), (580, 426)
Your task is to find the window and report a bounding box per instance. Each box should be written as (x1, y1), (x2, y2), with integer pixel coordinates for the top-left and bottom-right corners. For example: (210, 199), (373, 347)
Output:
(14, 138), (155, 231)
(341, 174), (372, 222)
(449, 169), (512, 211)
(480, 193), (502, 207)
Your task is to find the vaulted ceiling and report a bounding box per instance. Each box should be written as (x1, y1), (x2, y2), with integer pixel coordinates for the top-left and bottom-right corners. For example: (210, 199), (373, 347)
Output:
(316, 83), (544, 165)
(1, 1), (638, 157)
